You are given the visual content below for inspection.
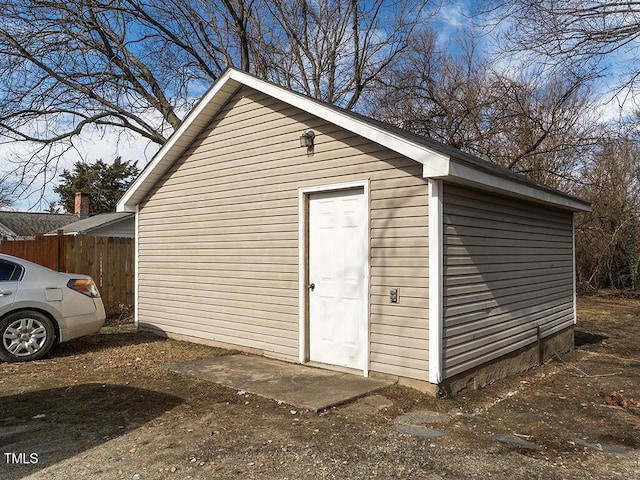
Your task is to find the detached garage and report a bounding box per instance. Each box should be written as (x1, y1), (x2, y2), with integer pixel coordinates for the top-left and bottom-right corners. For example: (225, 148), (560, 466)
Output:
(117, 68), (590, 395)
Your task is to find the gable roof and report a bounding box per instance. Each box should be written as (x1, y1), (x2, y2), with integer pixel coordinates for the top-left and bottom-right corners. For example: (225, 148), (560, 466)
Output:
(0, 211), (78, 238)
(48, 212), (134, 235)
(117, 68), (591, 213)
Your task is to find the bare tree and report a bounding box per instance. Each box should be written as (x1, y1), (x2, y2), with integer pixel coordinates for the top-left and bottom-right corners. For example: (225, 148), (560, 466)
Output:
(486, 1), (640, 100)
(575, 134), (640, 290)
(0, 0), (228, 194)
(475, 1), (640, 290)
(0, 180), (15, 208)
(254, 0), (431, 109)
(368, 28), (598, 189)
(0, 0), (434, 198)
(0, 0), (242, 147)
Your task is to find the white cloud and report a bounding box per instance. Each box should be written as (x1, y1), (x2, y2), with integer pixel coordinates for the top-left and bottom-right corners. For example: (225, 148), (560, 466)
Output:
(431, 0), (474, 48)
(438, 1), (468, 29)
(0, 127), (160, 212)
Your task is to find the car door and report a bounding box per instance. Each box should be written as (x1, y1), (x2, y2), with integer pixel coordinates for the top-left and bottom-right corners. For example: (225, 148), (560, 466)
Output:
(0, 259), (22, 313)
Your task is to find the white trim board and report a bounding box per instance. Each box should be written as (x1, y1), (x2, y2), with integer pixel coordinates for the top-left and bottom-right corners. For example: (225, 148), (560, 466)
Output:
(428, 179), (443, 384)
(423, 160), (590, 212)
(134, 205), (140, 329)
(573, 216), (577, 325)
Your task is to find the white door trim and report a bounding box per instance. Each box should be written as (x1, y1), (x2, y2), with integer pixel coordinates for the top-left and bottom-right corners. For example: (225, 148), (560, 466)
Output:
(298, 180), (370, 376)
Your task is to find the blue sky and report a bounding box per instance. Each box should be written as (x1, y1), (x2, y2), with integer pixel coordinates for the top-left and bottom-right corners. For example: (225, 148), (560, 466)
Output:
(1, 126), (160, 211)
(1, 0), (636, 211)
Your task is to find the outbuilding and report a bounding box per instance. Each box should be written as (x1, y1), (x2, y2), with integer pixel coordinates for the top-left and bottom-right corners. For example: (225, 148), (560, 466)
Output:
(117, 68), (591, 395)
(48, 212), (135, 238)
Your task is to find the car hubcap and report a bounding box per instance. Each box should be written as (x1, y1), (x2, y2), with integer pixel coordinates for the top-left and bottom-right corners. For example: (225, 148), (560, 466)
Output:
(3, 318), (48, 357)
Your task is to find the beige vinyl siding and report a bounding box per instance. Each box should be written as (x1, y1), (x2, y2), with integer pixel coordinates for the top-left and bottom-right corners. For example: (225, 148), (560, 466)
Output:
(138, 87), (430, 377)
(442, 184), (574, 378)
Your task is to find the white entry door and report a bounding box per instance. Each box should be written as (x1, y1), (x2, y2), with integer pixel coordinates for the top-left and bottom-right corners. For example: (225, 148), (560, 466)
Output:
(308, 189), (366, 370)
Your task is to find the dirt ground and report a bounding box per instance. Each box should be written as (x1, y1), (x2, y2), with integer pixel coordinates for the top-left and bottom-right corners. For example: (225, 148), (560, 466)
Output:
(1, 294), (639, 479)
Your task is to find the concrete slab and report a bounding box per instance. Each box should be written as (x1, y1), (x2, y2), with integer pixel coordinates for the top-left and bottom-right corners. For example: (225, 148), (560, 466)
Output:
(167, 354), (395, 412)
(342, 394), (395, 416)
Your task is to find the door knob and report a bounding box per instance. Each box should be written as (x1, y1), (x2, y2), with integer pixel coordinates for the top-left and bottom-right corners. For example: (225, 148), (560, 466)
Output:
(309, 283), (315, 291)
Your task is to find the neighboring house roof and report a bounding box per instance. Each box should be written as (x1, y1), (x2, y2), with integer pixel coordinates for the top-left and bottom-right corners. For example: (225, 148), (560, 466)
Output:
(0, 211), (78, 238)
(0, 221), (15, 237)
(49, 212), (134, 235)
(117, 68), (592, 213)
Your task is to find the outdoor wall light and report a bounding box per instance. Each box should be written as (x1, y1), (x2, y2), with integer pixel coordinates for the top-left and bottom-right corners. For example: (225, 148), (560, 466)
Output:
(300, 130), (315, 148)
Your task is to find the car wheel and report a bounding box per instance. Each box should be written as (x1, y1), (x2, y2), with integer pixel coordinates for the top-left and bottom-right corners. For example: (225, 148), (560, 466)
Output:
(0, 311), (56, 362)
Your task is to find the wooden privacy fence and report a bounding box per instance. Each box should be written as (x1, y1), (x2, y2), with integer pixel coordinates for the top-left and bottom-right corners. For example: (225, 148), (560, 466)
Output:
(0, 234), (134, 317)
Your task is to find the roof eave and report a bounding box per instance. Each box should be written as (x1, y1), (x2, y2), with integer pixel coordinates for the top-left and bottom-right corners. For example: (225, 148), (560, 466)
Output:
(117, 67), (591, 214)
(83, 213), (134, 233)
(423, 158), (591, 212)
(117, 68), (455, 212)
(117, 70), (244, 212)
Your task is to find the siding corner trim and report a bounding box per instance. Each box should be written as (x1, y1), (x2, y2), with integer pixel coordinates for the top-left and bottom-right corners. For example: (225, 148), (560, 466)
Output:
(572, 216), (577, 325)
(134, 204), (140, 329)
(428, 179), (443, 384)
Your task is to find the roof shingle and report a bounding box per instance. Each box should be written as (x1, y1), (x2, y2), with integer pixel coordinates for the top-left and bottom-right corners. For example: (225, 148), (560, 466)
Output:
(0, 212), (78, 238)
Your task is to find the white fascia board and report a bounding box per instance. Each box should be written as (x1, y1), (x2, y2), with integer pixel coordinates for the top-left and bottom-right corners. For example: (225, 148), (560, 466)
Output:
(117, 70), (241, 212)
(427, 158), (592, 212)
(422, 156), (451, 178)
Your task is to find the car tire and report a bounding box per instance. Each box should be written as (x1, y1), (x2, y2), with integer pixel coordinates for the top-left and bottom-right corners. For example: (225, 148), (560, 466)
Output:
(0, 311), (56, 362)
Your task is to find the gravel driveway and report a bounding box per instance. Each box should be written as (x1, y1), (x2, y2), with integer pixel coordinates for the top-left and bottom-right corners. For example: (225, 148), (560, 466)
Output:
(1, 295), (639, 479)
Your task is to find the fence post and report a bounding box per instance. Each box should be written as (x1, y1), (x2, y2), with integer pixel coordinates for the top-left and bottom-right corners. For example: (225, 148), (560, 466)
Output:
(57, 230), (67, 272)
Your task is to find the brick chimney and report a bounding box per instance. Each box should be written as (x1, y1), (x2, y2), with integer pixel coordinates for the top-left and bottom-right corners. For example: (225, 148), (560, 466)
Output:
(74, 192), (90, 217)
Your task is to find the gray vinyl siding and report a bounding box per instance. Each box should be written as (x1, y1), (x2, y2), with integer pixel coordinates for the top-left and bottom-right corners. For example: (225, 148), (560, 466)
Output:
(442, 184), (574, 378)
(138, 87), (429, 378)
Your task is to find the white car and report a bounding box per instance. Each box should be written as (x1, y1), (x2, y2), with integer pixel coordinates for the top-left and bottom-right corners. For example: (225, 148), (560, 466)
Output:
(0, 253), (106, 362)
